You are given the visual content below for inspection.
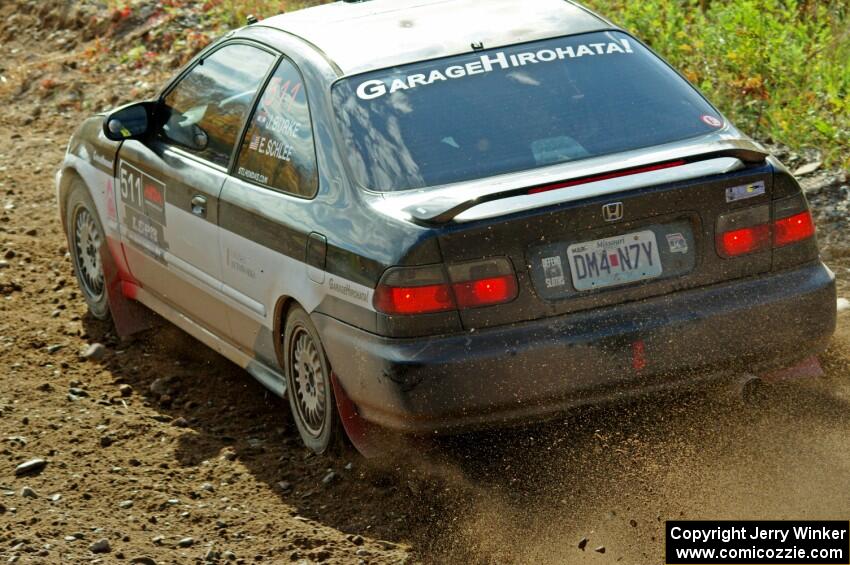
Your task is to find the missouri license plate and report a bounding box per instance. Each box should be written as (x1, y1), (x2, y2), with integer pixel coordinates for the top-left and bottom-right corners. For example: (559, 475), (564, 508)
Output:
(567, 229), (663, 291)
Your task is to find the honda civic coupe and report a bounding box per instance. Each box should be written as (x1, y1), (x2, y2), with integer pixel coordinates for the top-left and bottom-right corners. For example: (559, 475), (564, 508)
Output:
(57, 0), (836, 454)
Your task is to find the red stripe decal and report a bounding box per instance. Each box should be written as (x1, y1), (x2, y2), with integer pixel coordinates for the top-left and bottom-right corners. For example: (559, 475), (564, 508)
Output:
(527, 160), (687, 195)
(105, 236), (139, 285)
(120, 281), (140, 300)
(632, 339), (647, 371)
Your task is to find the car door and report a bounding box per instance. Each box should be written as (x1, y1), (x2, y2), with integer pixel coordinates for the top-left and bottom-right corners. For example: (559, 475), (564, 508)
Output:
(217, 56), (321, 365)
(116, 42), (277, 335)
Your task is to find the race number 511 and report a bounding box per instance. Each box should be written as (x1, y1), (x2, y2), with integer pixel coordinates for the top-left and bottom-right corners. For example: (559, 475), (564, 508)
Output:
(119, 163), (144, 211)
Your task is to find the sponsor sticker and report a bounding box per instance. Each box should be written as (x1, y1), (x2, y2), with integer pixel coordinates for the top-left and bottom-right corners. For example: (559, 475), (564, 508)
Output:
(701, 114), (723, 128)
(726, 180), (766, 203)
(91, 151), (114, 173)
(666, 232), (689, 254)
(328, 277), (370, 303)
(125, 207), (165, 247)
(237, 166), (269, 186)
(225, 248), (257, 279)
(542, 256), (566, 288)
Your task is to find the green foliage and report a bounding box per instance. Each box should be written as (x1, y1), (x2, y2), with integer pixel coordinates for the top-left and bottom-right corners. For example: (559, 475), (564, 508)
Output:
(582, 0), (850, 166)
(199, 0), (316, 28)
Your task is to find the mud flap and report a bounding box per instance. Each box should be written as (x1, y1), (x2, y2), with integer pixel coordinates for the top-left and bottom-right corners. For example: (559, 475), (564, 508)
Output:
(100, 243), (157, 339)
(760, 355), (824, 383)
(331, 373), (400, 459)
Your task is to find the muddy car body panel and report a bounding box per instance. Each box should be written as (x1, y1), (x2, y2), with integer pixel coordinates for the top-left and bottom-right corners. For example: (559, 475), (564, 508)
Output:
(57, 0), (836, 443)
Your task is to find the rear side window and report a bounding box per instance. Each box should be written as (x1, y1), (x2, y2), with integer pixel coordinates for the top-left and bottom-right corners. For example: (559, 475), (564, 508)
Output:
(235, 58), (318, 198)
(332, 31), (723, 191)
(160, 43), (276, 167)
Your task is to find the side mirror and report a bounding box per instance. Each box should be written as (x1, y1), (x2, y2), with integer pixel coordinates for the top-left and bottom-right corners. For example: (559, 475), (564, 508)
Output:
(103, 102), (154, 141)
(191, 127), (209, 151)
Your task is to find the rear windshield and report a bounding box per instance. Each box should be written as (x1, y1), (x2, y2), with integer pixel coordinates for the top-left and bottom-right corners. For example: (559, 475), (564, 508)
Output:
(332, 31), (723, 192)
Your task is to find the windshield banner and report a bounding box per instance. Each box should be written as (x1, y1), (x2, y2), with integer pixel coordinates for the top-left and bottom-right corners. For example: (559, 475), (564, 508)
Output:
(356, 38), (634, 100)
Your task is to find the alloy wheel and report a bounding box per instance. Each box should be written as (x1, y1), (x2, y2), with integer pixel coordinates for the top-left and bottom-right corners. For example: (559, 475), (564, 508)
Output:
(290, 327), (327, 437)
(73, 206), (105, 302)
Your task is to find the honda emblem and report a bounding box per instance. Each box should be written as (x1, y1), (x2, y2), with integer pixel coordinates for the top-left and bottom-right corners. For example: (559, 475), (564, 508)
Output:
(602, 202), (624, 222)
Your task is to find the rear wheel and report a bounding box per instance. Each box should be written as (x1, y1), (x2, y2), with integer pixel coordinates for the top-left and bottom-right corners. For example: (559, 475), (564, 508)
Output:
(66, 182), (110, 320)
(283, 305), (344, 454)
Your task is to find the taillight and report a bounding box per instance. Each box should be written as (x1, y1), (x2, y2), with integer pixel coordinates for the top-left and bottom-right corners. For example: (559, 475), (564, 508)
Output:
(374, 284), (454, 315)
(374, 258), (518, 315)
(448, 259), (518, 309)
(716, 204), (771, 258)
(774, 210), (815, 247)
(373, 265), (454, 315)
(718, 224), (771, 257)
(451, 276), (517, 308)
(716, 194), (816, 259)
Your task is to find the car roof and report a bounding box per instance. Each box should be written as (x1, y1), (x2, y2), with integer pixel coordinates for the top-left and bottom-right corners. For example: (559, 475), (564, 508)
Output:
(259, 0), (612, 75)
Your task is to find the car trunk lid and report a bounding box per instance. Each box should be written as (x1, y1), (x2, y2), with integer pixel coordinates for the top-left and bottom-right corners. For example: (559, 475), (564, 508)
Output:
(432, 157), (775, 330)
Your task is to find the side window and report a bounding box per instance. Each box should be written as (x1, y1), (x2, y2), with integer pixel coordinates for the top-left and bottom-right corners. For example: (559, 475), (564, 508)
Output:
(160, 44), (276, 167)
(235, 58), (319, 197)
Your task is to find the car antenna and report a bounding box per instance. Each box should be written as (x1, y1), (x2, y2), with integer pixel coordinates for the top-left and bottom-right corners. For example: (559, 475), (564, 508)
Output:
(246, 14), (258, 25)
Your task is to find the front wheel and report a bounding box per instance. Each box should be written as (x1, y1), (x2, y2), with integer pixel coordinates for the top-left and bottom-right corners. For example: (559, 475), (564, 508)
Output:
(283, 305), (344, 454)
(66, 182), (110, 320)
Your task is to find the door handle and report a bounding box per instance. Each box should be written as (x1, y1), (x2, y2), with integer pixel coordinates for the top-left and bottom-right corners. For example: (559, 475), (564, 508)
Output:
(191, 195), (207, 217)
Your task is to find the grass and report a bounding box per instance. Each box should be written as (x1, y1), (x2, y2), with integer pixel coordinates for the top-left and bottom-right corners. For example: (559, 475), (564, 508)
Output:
(201, 0), (329, 28)
(583, 0), (850, 167)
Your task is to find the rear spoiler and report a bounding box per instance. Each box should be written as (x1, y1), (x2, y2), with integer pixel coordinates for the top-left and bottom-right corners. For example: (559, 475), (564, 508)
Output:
(370, 136), (769, 225)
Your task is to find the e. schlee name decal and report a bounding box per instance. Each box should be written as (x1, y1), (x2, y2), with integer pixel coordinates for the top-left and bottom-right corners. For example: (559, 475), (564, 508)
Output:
(356, 38), (634, 100)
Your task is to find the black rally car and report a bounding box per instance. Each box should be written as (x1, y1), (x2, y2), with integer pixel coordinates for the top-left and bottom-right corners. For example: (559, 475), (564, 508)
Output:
(57, 0), (836, 454)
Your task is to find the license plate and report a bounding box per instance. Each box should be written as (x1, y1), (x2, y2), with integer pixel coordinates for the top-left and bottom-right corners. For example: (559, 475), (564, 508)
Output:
(567, 230), (663, 291)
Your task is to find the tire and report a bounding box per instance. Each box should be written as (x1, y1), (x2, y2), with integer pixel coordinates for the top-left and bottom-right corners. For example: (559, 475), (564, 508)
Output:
(65, 181), (110, 320)
(283, 305), (344, 454)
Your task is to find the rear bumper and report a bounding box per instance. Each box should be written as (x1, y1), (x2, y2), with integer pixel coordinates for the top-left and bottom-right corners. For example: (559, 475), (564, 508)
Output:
(316, 262), (836, 434)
